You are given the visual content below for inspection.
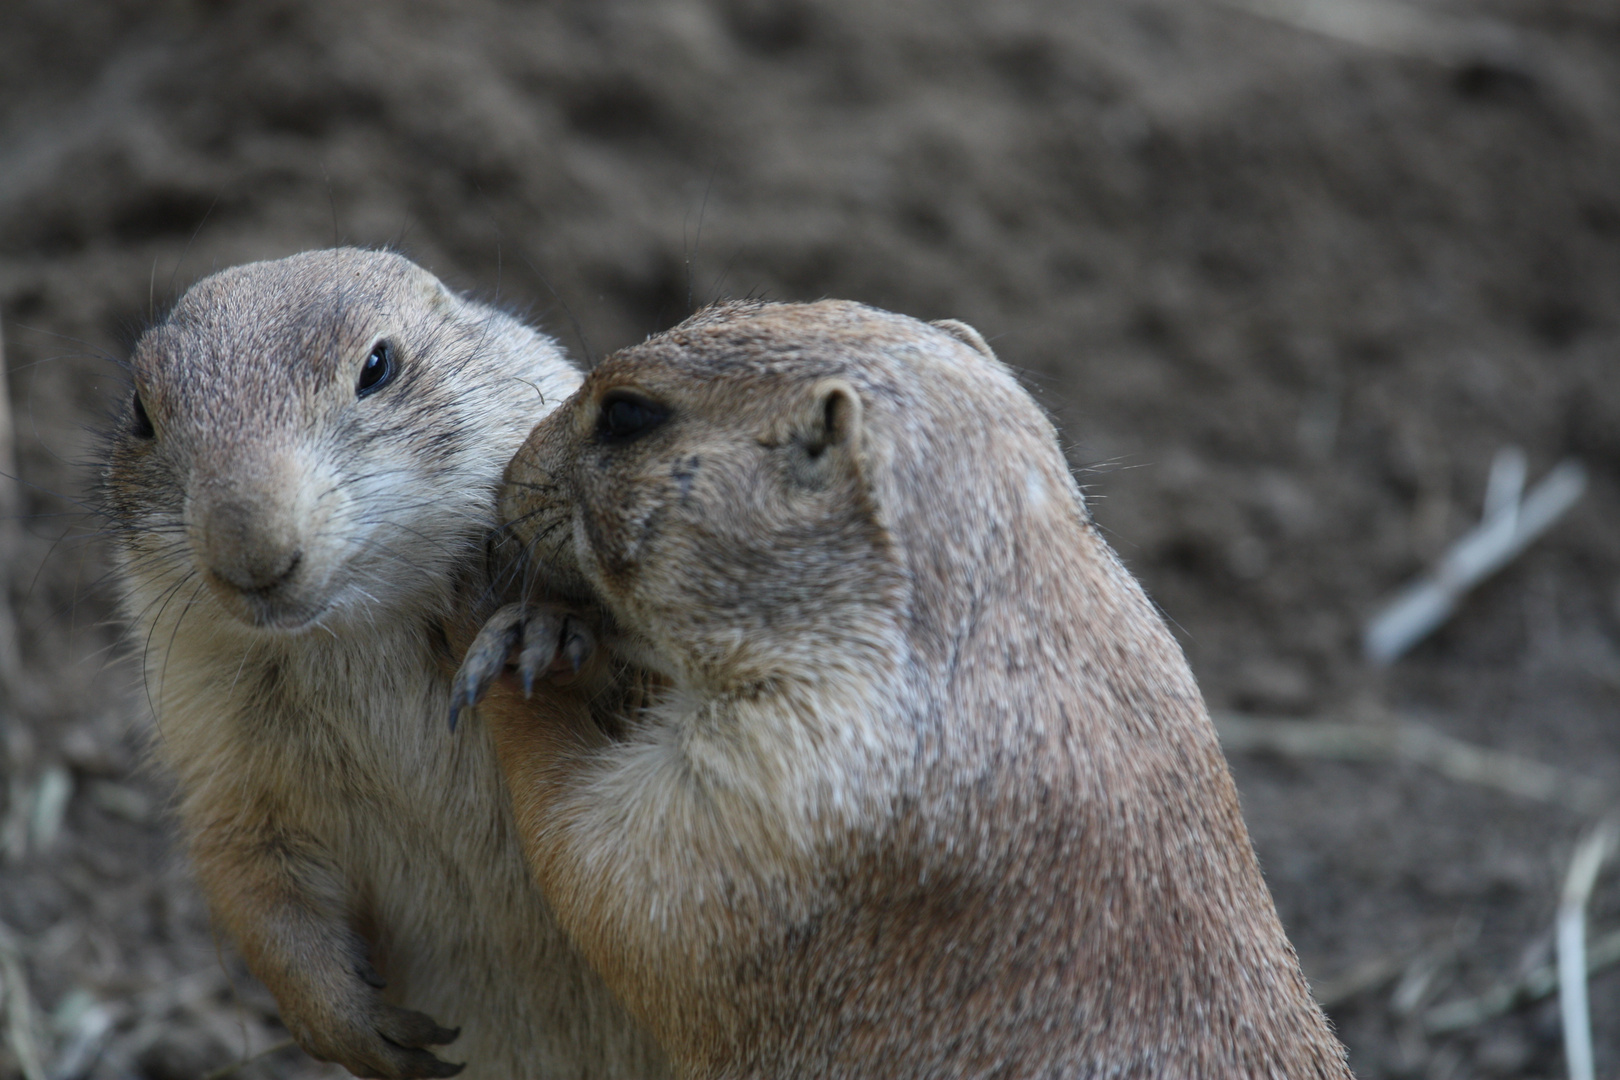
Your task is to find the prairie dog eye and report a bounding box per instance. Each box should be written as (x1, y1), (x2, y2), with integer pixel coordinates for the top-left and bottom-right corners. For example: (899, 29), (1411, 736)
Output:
(596, 391), (668, 444)
(131, 391), (155, 439)
(357, 340), (396, 398)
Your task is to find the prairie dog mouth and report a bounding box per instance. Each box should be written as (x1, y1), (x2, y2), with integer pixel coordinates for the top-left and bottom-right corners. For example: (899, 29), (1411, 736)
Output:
(202, 567), (339, 633)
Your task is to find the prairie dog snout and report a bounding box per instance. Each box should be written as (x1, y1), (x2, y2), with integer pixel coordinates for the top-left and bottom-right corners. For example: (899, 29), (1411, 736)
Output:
(189, 466), (323, 624)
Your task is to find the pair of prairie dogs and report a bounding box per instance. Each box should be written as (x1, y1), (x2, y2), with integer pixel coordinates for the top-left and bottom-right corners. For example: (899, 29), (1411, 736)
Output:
(110, 249), (1351, 1079)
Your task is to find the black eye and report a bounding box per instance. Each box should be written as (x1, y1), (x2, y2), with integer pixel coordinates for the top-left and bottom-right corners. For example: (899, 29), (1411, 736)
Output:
(596, 391), (668, 444)
(131, 391), (155, 439)
(357, 340), (396, 398)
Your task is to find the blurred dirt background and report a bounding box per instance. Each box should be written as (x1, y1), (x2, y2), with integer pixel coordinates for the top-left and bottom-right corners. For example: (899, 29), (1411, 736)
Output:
(1, 1), (1618, 1077)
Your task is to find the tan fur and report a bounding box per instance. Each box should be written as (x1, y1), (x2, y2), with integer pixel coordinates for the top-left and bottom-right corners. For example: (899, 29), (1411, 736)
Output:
(105, 249), (665, 1079)
(469, 300), (1354, 1079)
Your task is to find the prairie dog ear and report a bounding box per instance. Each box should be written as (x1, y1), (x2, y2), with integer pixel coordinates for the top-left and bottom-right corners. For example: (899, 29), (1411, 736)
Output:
(414, 271), (459, 314)
(790, 378), (864, 486)
(930, 318), (996, 360)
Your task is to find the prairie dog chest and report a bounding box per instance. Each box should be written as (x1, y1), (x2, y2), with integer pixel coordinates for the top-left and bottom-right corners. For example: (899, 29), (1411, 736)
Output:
(186, 621), (497, 845)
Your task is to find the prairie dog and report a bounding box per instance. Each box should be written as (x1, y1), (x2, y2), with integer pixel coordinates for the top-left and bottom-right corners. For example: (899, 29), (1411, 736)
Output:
(456, 300), (1354, 1078)
(104, 249), (664, 1079)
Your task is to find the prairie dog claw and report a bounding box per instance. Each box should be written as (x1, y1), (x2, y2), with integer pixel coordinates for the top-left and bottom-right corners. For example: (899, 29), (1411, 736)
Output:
(450, 604), (526, 729)
(449, 604), (597, 730)
(290, 989), (463, 1079)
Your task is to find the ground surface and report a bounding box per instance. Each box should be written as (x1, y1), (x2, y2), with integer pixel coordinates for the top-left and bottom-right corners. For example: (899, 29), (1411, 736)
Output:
(1, 1), (1618, 1077)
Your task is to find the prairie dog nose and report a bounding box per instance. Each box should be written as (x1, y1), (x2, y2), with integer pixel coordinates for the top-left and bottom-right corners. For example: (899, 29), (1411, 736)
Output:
(198, 497), (304, 594)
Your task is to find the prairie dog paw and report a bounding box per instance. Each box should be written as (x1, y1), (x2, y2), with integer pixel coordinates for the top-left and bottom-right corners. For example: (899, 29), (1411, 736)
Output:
(287, 993), (463, 1079)
(450, 603), (597, 727)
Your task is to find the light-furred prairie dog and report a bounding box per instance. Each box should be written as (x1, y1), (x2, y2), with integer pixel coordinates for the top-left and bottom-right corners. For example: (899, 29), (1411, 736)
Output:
(455, 300), (1355, 1079)
(104, 248), (665, 1080)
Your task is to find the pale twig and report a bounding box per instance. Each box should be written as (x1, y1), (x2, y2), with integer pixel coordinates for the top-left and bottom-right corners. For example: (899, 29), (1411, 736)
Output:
(198, 1038), (296, 1080)
(1422, 928), (1620, 1034)
(1213, 0), (1519, 63)
(49, 998), (120, 1080)
(0, 919), (47, 1080)
(85, 780), (152, 823)
(1212, 713), (1611, 814)
(1557, 820), (1616, 1080)
(1390, 933), (1472, 1019)
(1312, 953), (1408, 1009)
(0, 320), (11, 489)
(0, 318), (20, 692)
(27, 765), (72, 854)
(1312, 927), (1478, 1012)
(1364, 449), (1588, 664)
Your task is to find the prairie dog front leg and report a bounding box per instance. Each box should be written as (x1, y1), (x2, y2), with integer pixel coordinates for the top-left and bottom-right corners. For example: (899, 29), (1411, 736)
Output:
(186, 792), (463, 1079)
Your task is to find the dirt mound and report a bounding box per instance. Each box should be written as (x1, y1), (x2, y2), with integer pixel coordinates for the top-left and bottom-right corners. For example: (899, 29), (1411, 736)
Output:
(2, 1), (1618, 1076)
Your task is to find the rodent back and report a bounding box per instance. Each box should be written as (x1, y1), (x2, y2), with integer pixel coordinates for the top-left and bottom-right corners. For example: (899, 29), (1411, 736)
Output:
(105, 248), (580, 635)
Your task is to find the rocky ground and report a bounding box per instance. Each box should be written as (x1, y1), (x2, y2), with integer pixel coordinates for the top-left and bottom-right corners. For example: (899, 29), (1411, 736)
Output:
(1, 1), (1618, 1076)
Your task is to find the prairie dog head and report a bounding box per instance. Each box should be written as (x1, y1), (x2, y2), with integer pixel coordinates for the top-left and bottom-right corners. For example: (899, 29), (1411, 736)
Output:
(106, 247), (579, 636)
(502, 300), (1076, 688)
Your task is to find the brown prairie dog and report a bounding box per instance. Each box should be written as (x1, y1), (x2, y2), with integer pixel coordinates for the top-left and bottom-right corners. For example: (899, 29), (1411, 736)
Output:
(104, 248), (665, 1080)
(456, 300), (1355, 1079)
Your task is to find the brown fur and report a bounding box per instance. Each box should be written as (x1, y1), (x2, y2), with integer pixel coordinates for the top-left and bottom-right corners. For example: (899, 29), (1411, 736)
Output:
(466, 300), (1354, 1079)
(105, 249), (665, 1079)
